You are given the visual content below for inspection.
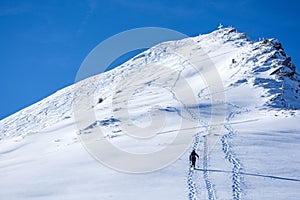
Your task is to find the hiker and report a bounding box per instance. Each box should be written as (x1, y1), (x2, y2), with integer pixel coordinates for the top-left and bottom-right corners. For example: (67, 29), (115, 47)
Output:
(189, 150), (199, 168)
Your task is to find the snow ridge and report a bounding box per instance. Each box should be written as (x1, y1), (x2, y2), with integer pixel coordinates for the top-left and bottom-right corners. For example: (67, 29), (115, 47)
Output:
(228, 36), (300, 109)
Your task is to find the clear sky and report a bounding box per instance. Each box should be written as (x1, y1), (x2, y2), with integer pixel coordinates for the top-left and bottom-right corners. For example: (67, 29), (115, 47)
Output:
(0, 0), (299, 120)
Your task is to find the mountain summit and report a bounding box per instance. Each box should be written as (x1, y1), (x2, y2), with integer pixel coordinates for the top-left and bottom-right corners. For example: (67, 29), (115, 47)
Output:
(1, 28), (300, 199)
(1, 27), (299, 139)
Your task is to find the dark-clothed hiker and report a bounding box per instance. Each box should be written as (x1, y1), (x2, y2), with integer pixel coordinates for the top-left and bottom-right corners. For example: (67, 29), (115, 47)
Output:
(189, 150), (199, 168)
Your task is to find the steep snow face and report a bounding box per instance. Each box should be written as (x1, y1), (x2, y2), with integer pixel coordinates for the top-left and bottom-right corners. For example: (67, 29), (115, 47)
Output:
(228, 37), (300, 109)
(1, 28), (300, 200)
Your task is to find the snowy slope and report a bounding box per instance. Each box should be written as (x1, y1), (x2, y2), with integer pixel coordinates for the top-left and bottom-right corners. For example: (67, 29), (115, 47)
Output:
(1, 27), (300, 200)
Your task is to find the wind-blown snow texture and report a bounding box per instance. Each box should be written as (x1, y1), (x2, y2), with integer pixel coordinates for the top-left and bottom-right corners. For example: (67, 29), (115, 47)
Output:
(1, 27), (300, 200)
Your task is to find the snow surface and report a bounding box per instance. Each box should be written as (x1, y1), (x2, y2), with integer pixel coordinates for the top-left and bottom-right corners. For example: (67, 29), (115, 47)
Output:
(1, 27), (300, 199)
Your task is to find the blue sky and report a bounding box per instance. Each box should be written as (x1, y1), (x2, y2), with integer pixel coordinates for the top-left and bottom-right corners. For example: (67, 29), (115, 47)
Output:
(0, 0), (299, 119)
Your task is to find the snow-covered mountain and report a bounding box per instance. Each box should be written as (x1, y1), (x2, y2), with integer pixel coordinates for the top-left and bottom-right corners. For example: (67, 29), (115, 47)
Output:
(1, 27), (300, 200)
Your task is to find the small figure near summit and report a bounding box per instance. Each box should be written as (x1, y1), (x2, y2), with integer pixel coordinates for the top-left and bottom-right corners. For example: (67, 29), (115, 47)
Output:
(189, 150), (199, 169)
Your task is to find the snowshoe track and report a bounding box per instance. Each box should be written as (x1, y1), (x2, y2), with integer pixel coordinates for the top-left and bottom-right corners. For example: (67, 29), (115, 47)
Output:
(187, 170), (198, 200)
(221, 103), (248, 200)
(222, 124), (242, 200)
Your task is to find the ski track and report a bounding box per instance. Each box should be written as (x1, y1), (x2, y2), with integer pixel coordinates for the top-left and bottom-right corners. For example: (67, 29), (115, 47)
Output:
(203, 135), (217, 200)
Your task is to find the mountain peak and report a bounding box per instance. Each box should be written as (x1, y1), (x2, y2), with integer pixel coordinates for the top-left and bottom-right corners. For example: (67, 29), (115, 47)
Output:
(1, 27), (300, 199)
(205, 26), (249, 43)
(1, 28), (299, 141)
